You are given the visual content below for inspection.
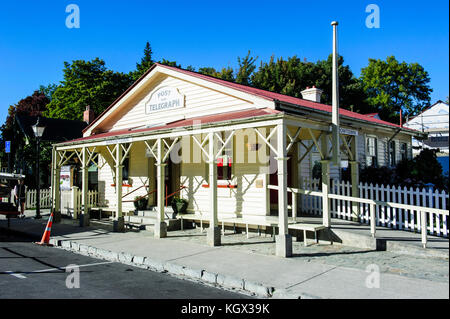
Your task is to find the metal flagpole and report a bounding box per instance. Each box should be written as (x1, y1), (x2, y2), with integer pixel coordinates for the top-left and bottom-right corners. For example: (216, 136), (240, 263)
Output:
(331, 21), (340, 165)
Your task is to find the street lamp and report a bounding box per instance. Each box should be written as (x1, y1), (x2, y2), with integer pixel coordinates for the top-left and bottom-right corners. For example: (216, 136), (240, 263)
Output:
(32, 116), (46, 220)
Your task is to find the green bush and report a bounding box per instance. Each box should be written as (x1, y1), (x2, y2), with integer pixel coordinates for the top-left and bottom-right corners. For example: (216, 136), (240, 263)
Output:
(360, 149), (447, 191)
(171, 197), (189, 214)
(134, 196), (148, 210)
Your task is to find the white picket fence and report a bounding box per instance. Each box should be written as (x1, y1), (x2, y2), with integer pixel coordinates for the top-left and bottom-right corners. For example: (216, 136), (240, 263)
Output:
(300, 178), (449, 238)
(61, 187), (99, 217)
(25, 188), (53, 209)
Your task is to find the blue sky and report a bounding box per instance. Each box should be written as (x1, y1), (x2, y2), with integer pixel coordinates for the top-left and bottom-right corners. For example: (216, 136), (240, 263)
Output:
(0, 0), (448, 124)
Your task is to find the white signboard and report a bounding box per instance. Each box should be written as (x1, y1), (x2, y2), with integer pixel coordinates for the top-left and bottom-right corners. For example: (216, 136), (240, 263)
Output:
(339, 127), (358, 136)
(60, 166), (71, 191)
(145, 86), (185, 114)
(104, 137), (133, 146)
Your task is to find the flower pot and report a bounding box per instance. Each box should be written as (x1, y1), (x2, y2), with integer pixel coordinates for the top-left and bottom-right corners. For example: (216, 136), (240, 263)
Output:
(171, 199), (188, 215)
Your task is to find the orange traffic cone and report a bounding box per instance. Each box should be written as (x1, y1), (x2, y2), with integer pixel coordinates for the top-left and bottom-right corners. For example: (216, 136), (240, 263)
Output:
(35, 213), (54, 246)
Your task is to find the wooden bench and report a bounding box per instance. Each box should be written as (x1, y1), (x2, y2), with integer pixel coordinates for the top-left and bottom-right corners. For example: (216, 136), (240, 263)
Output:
(177, 214), (327, 245)
(288, 223), (327, 246)
(124, 222), (146, 230)
(178, 214), (279, 238)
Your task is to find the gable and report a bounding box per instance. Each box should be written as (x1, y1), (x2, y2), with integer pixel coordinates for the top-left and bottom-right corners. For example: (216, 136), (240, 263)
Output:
(84, 66), (274, 136)
(405, 102), (449, 130)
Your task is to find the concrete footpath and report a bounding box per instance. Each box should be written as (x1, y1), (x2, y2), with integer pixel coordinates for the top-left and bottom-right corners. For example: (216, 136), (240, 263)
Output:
(1, 211), (448, 299)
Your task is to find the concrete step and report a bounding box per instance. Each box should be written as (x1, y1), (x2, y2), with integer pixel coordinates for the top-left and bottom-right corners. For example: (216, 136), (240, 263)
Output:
(124, 215), (157, 225)
(136, 207), (175, 218)
(136, 210), (157, 217)
(124, 214), (182, 232)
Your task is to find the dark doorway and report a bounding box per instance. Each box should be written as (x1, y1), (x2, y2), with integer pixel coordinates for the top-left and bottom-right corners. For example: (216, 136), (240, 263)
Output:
(270, 157), (293, 207)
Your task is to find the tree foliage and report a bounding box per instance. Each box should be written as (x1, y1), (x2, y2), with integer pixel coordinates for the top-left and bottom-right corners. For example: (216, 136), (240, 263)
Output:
(236, 51), (257, 85)
(44, 58), (134, 121)
(360, 56), (432, 123)
(133, 42), (154, 81)
(0, 91), (51, 187)
(251, 54), (372, 114)
(198, 66), (235, 81)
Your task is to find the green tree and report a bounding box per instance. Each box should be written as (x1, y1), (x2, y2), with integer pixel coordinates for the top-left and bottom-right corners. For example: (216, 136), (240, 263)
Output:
(251, 54), (370, 114)
(44, 58), (133, 120)
(38, 84), (58, 101)
(198, 66), (235, 81)
(236, 51), (257, 85)
(159, 58), (181, 68)
(133, 42), (154, 81)
(0, 91), (51, 186)
(360, 56), (432, 123)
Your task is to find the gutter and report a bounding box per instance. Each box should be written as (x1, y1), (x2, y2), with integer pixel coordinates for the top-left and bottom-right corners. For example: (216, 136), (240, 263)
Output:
(54, 112), (285, 148)
(276, 100), (423, 137)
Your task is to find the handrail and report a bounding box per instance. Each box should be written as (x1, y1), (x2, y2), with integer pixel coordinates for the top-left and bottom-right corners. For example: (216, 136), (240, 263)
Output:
(165, 186), (187, 207)
(122, 184), (149, 199)
(122, 186), (187, 204)
(123, 189), (157, 203)
(268, 184), (449, 215)
(268, 183), (448, 247)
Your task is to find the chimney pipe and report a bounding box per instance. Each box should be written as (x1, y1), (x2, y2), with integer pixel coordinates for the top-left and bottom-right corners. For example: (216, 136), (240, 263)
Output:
(301, 87), (323, 103)
(83, 105), (95, 124)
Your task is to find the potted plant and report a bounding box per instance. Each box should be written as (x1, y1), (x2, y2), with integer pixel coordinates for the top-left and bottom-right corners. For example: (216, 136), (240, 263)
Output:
(171, 197), (189, 216)
(134, 196), (147, 212)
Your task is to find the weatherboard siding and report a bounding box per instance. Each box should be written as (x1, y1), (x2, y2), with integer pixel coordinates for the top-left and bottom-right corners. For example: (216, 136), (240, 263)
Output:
(103, 75), (257, 133)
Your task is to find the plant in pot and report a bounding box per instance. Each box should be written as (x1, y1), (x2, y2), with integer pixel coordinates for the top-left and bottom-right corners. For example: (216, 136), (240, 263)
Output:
(171, 197), (189, 217)
(134, 196), (148, 213)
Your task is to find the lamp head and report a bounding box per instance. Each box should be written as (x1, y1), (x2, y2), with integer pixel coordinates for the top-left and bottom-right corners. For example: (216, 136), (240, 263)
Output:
(32, 116), (46, 138)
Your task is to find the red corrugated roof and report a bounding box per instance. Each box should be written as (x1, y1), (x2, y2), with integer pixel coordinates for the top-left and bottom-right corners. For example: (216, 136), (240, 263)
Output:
(81, 62), (413, 137)
(159, 63), (409, 129)
(67, 108), (280, 144)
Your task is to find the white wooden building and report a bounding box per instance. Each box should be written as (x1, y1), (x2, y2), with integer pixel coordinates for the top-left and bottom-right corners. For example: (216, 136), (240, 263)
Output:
(50, 63), (423, 257)
(403, 100), (449, 157)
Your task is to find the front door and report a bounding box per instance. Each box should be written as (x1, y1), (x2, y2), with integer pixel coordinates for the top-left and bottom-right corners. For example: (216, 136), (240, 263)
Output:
(270, 157), (293, 208)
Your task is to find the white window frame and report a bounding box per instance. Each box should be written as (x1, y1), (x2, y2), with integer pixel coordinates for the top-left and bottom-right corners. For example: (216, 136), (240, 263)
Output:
(366, 135), (378, 167)
(388, 140), (396, 166)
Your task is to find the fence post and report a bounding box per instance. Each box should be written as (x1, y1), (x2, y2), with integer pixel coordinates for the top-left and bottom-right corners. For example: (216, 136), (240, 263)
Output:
(421, 210), (427, 248)
(370, 203), (376, 238)
(72, 186), (79, 219)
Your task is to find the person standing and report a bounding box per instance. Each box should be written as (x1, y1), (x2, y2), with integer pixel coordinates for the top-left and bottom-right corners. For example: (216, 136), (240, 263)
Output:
(14, 179), (26, 219)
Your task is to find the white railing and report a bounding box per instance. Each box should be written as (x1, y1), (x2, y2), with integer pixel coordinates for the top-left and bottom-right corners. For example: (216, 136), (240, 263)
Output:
(61, 187), (99, 218)
(25, 188), (52, 209)
(296, 178), (449, 238)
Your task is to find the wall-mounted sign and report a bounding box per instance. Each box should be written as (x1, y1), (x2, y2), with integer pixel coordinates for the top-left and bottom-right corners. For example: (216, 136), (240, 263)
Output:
(145, 86), (185, 114)
(5, 141), (11, 153)
(60, 166), (71, 191)
(339, 128), (358, 136)
(104, 137), (133, 146)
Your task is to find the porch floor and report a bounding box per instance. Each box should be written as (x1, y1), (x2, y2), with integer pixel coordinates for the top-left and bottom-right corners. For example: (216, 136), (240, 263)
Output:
(177, 213), (448, 258)
(298, 215), (449, 258)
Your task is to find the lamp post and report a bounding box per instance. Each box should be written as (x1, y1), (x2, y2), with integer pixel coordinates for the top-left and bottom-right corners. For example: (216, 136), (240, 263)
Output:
(32, 117), (46, 220)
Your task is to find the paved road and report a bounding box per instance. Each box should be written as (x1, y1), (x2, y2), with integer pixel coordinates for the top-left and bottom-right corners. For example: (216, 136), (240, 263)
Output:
(0, 231), (251, 299)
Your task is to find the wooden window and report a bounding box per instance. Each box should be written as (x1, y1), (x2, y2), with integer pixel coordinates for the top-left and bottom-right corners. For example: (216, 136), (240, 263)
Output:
(217, 132), (233, 181)
(205, 132), (234, 182)
(366, 136), (378, 167)
(388, 141), (396, 166)
(400, 142), (408, 161)
(217, 155), (232, 180)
